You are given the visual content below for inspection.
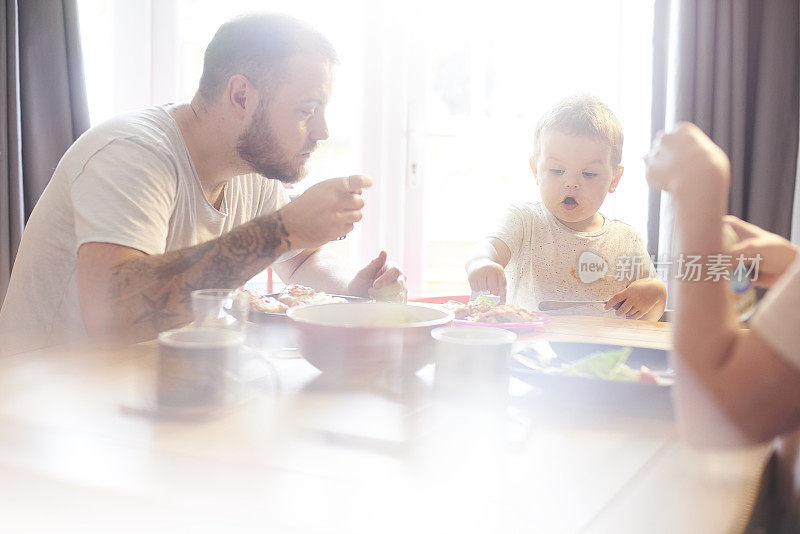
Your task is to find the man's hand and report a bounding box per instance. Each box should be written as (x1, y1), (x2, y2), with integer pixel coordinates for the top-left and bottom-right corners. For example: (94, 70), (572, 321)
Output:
(724, 215), (800, 288)
(605, 278), (667, 321)
(644, 122), (730, 196)
(467, 259), (507, 303)
(347, 251), (407, 302)
(280, 175), (372, 250)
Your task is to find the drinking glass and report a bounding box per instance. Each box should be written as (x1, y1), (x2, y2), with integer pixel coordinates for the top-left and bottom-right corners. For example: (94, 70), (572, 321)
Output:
(191, 288), (249, 332)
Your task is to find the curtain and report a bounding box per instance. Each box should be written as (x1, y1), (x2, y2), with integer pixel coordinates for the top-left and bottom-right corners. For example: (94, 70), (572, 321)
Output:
(0, 0), (89, 301)
(649, 0), (800, 261)
(793, 72), (800, 246)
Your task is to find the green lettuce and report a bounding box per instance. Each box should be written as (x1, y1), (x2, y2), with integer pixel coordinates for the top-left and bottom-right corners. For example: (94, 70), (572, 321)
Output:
(473, 294), (499, 307)
(559, 347), (637, 381)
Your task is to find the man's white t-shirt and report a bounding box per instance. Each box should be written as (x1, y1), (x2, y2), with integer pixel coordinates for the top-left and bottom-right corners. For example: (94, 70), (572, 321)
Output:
(0, 107), (289, 354)
(490, 202), (655, 316)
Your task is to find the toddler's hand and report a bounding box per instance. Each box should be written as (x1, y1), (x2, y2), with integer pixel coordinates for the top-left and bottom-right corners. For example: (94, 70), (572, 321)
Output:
(605, 278), (667, 320)
(467, 259), (507, 303)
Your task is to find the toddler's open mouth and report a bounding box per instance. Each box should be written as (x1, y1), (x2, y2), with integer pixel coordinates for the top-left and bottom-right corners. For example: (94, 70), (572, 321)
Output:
(562, 196), (578, 211)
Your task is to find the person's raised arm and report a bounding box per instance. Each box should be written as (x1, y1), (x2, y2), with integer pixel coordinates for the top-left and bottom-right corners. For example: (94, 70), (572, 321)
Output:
(466, 238), (512, 302)
(645, 123), (800, 446)
(78, 175), (370, 344)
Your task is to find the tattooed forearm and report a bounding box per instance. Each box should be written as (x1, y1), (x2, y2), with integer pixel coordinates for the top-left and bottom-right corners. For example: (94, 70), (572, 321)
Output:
(133, 292), (181, 330)
(106, 210), (293, 341)
(258, 211), (291, 255)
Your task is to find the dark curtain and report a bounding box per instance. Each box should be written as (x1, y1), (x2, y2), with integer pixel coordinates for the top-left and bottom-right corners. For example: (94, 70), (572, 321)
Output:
(1, 0), (89, 301)
(649, 0), (800, 258)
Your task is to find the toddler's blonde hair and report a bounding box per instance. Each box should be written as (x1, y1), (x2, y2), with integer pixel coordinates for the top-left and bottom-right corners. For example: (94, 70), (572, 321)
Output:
(533, 94), (624, 167)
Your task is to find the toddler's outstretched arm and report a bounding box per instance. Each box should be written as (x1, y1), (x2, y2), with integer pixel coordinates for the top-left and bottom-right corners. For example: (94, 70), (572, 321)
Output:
(466, 238), (511, 303)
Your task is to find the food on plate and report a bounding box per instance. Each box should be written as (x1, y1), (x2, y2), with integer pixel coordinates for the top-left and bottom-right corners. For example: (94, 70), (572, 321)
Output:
(637, 365), (659, 385)
(247, 293), (289, 314)
(246, 284), (347, 314)
(447, 295), (545, 323)
(547, 347), (672, 385)
(467, 305), (544, 323)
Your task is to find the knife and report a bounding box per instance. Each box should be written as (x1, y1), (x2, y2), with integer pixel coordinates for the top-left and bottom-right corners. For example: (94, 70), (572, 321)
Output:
(538, 300), (624, 311)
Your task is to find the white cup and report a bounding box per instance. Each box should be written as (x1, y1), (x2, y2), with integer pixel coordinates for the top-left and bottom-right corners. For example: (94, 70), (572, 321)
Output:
(157, 327), (244, 408)
(431, 326), (516, 401)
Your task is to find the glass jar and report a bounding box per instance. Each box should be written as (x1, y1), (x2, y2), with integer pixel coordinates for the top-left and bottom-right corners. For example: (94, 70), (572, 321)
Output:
(723, 225), (757, 322)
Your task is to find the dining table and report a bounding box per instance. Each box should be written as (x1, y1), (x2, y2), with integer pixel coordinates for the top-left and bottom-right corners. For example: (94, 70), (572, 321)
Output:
(0, 315), (771, 533)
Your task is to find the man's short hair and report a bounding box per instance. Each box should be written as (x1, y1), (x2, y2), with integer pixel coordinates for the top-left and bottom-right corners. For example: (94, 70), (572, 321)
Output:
(533, 94), (624, 167)
(198, 13), (338, 100)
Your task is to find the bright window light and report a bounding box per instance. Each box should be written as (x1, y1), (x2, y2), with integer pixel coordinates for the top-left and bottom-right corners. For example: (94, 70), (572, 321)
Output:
(77, 0), (654, 297)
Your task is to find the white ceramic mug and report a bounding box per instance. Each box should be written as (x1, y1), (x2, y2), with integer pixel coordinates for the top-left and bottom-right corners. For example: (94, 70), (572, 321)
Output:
(157, 327), (244, 408)
(431, 326), (516, 401)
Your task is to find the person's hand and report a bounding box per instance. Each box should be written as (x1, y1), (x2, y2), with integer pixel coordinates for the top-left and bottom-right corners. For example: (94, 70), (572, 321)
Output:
(724, 215), (800, 288)
(644, 122), (730, 196)
(279, 175), (372, 250)
(467, 259), (507, 303)
(347, 251), (407, 302)
(605, 278), (667, 320)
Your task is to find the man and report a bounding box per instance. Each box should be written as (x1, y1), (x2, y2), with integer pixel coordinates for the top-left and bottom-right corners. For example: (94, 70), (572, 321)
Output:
(0, 13), (405, 354)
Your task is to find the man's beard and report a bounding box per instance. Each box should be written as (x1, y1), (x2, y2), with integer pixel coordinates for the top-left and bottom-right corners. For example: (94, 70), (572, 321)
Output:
(236, 105), (312, 184)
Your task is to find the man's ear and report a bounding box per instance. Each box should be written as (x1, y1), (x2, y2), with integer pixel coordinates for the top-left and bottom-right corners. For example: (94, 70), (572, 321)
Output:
(529, 156), (540, 185)
(225, 74), (258, 121)
(608, 165), (624, 193)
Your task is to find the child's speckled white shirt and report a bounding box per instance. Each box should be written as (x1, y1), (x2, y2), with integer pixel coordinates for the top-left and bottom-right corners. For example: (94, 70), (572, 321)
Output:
(490, 202), (654, 317)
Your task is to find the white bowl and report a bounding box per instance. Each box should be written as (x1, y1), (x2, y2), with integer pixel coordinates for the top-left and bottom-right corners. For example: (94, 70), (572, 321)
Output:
(287, 302), (453, 376)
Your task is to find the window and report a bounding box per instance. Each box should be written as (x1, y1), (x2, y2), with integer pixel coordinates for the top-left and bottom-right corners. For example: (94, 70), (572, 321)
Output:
(408, 1), (654, 296)
(78, 0), (654, 297)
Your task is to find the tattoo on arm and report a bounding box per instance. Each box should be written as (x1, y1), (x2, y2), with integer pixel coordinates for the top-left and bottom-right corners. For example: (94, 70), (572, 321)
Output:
(106, 211), (292, 340)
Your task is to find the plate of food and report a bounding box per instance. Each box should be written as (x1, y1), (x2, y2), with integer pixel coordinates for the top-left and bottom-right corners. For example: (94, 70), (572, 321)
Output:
(445, 295), (551, 333)
(511, 342), (674, 416)
(246, 284), (365, 319)
(242, 284), (365, 350)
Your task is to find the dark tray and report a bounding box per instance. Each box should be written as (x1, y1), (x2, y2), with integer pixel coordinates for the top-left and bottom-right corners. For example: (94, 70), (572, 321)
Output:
(511, 342), (674, 417)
